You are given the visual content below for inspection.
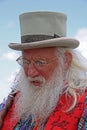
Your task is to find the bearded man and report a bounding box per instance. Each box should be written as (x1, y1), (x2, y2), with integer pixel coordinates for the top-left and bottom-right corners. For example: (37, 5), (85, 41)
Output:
(0, 11), (87, 130)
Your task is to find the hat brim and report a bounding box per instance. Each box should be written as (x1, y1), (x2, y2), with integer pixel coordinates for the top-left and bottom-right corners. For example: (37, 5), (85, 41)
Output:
(8, 37), (79, 50)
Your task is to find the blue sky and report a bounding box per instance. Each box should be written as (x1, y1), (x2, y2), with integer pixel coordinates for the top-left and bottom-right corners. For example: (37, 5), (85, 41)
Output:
(0, 0), (87, 102)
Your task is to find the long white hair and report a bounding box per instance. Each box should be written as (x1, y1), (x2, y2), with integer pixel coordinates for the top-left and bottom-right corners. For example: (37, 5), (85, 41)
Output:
(55, 47), (87, 111)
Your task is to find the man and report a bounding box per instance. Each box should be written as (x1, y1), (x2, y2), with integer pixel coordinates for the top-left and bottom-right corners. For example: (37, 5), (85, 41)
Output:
(0, 11), (87, 130)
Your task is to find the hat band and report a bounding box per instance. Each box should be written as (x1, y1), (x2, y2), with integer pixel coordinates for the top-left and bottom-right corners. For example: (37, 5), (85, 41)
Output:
(21, 34), (60, 43)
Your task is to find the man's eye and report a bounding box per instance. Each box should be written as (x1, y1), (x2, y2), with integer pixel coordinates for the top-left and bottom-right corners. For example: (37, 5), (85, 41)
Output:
(23, 60), (30, 65)
(35, 60), (47, 66)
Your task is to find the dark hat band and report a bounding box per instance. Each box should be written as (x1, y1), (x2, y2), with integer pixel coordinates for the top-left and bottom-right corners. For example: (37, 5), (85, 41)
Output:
(21, 34), (60, 43)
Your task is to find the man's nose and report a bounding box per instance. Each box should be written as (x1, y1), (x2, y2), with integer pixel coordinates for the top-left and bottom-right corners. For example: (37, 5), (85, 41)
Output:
(27, 64), (40, 77)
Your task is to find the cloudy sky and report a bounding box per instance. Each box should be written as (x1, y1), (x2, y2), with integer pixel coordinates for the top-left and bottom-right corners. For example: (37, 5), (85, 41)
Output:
(0, 0), (87, 102)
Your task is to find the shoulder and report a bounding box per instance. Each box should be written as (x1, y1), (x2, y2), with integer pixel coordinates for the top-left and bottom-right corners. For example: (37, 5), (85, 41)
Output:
(45, 92), (87, 130)
(0, 90), (18, 128)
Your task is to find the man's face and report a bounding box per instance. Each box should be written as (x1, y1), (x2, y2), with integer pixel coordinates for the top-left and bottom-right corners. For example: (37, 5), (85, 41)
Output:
(22, 47), (58, 87)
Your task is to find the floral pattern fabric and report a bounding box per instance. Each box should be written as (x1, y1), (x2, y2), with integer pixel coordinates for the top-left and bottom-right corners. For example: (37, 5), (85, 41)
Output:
(14, 114), (36, 130)
(0, 93), (87, 130)
(44, 93), (85, 130)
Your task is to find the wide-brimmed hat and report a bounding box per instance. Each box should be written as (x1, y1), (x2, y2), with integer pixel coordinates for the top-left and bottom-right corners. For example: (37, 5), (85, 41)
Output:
(8, 11), (79, 50)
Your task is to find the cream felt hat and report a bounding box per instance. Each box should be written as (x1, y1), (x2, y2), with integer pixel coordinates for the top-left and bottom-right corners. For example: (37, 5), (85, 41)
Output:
(8, 11), (79, 50)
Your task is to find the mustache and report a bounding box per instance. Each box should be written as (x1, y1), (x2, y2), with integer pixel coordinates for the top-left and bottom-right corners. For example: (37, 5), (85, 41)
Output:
(27, 76), (46, 83)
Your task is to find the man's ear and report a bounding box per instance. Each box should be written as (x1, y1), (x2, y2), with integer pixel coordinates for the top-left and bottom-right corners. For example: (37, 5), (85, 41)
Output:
(64, 51), (72, 70)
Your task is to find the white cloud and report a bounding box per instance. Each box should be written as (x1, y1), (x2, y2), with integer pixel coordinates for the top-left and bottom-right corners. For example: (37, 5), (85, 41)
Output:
(1, 51), (19, 60)
(75, 28), (87, 58)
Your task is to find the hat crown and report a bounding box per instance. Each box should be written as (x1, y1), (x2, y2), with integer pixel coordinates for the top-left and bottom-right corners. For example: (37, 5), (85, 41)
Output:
(8, 11), (79, 50)
(19, 11), (67, 37)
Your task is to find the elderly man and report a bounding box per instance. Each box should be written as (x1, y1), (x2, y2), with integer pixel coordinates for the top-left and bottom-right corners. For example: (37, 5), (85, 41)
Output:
(0, 11), (87, 130)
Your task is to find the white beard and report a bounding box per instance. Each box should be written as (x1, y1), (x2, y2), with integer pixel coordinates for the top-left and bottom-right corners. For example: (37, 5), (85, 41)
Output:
(13, 66), (64, 129)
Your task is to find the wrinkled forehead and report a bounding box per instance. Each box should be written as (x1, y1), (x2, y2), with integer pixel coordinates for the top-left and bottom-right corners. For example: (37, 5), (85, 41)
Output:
(22, 47), (57, 59)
